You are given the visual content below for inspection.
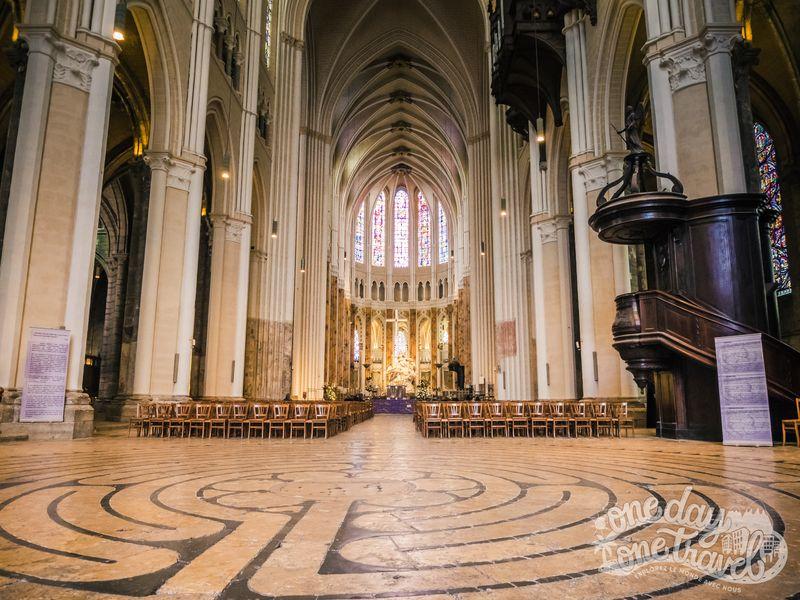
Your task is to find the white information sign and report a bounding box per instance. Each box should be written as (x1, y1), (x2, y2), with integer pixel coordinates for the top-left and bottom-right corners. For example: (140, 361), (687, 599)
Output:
(714, 333), (773, 447)
(20, 328), (71, 423)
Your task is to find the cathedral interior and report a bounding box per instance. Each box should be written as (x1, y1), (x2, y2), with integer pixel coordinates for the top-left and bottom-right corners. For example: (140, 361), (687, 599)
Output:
(0, 0), (798, 598)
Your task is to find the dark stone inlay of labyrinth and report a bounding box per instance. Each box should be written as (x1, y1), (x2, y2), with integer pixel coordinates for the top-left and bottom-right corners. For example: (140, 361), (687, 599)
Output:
(0, 418), (797, 599)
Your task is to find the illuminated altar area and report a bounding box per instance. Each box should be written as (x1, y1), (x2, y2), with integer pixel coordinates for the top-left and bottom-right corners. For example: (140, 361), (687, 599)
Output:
(318, 172), (469, 398)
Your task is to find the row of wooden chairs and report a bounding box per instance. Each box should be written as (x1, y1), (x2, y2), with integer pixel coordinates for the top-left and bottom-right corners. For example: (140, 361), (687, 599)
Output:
(781, 398), (800, 447)
(128, 401), (373, 439)
(415, 401), (635, 438)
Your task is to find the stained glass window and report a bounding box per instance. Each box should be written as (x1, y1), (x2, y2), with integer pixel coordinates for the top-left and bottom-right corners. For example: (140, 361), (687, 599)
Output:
(353, 328), (360, 362)
(754, 122), (791, 296)
(372, 192), (385, 267)
(418, 192), (431, 267)
(264, 0), (273, 66)
(394, 188), (410, 268)
(354, 201), (365, 263)
(438, 204), (449, 264)
(394, 329), (408, 359)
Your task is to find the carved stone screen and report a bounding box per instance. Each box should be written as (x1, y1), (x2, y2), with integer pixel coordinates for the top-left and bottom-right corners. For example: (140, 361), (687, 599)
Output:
(714, 333), (773, 446)
(20, 328), (71, 423)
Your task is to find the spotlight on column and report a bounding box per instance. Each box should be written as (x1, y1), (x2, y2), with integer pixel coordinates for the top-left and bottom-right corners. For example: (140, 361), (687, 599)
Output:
(220, 152), (231, 180)
(300, 257), (306, 273)
(113, 0), (127, 41)
(480, 241), (486, 256)
(344, 251), (348, 261)
(500, 197), (507, 217)
(535, 117), (545, 143)
(271, 219), (278, 238)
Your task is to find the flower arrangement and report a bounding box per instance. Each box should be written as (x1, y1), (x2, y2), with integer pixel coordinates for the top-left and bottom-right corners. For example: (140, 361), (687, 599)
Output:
(415, 379), (432, 401)
(323, 384), (337, 402)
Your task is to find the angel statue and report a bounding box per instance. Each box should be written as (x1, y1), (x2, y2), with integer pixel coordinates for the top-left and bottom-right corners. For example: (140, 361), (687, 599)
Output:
(618, 103), (646, 154)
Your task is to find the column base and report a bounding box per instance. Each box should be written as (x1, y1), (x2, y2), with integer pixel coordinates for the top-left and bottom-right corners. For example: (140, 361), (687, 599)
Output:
(0, 389), (94, 440)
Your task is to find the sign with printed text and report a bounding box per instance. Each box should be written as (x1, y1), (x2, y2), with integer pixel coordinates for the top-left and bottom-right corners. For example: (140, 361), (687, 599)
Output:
(715, 333), (772, 446)
(20, 328), (71, 423)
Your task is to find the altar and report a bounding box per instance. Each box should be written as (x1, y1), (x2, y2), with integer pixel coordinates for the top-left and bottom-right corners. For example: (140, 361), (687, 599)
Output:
(372, 396), (414, 414)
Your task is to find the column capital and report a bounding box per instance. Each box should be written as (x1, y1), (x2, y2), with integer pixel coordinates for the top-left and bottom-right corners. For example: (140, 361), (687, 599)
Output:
(657, 39), (706, 92)
(143, 152), (197, 191)
(280, 32), (305, 50)
(535, 216), (572, 244)
(250, 248), (268, 262)
(701, 25), (743, 57)
(19, 28), (105, 93)
(573, 152), (626, 192)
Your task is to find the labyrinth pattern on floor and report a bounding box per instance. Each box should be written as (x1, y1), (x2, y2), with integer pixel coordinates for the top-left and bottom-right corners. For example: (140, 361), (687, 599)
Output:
(0, 415), (798, 599)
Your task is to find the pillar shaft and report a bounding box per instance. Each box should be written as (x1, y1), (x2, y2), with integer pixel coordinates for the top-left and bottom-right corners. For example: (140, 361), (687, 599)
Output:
(490, 106), (533, 400)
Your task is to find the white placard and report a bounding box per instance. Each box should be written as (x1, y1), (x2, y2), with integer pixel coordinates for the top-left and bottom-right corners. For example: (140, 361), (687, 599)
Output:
(715, 333), (772, 447)
(20, 328), (71, 423)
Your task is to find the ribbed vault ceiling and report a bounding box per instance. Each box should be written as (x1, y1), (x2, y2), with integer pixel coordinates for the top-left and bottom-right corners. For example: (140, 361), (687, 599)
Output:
(305, 0), (488, 223)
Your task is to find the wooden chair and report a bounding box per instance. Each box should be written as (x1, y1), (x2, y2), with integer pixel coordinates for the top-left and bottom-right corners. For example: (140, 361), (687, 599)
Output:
(781, 398), (800, 447)
(167, 403), (192, 438)
(529, 401), (549, 437)
(570, 402), (592, 437)
(443, 402), (464, 437)
(550, 402), (570, 437)
(465, 402), (485, 437)
(487, 402), (507, 437)
(246, 404), (269, 439)
(507, 402), (529, 437)
(226, 403), (249, 438)
(208, 403), (232, 438)
(187, 403), (212, 437)
(613, 402), (635, 437)
(310, 403), (333, 438)
(148, 403), (171, 438)
(422, 403), (443, 438)
(591, 402), (614, 437)
(128, 403), (148, 437)
(268, 403), (289, 438)
(288, 403), (310, 438)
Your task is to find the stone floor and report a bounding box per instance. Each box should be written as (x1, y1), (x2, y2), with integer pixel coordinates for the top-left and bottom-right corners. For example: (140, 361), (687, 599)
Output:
(0, 415), (798, 599)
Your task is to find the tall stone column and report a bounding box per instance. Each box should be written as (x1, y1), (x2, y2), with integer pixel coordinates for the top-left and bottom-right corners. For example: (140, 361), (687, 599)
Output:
(490, 106), (533, 400)
(530, 216), (575, 400)
(204, 215), (251, 399)
(702, 25), (746, 194)
(129, 0), (214, 407)
(245, 250), (269, 399)
(643, 0), (745, 195)
(0, 9), (118, 438)
(564, 10), (598, 398)
(132, 154), (198, 401)
(467, 131), (496, 388)
(204, 0), (262, 401)
(98, 252), (128, 404)
(291, 131), (331, 400)
(260, 32), (304, 399)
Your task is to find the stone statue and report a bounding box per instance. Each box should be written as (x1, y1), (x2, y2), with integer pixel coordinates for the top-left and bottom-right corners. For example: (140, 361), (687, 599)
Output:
(618, 103), (646, 154)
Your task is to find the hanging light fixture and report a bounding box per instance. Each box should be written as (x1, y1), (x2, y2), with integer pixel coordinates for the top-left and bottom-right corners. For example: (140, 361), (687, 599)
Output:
(500, 197), (508, 217)
(535, 117), (545, 144)
(271, 219), (278, 238)
(113, 0), (127, 41)
(220, 152), (231, 180)
(534, 32), (545, 144)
